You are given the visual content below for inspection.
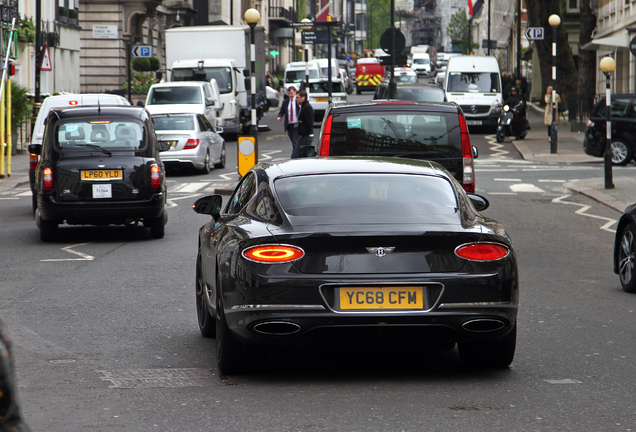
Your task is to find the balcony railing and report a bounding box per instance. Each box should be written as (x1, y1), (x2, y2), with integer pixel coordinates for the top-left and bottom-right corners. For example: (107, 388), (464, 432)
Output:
(269, 6), (296, 22)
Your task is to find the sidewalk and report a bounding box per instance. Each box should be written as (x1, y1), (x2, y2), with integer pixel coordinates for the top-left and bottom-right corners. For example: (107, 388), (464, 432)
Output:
(0, 151), (29, 193)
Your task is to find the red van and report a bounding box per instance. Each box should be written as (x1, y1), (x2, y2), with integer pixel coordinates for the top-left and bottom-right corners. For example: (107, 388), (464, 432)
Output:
(355, 58), (385, 94)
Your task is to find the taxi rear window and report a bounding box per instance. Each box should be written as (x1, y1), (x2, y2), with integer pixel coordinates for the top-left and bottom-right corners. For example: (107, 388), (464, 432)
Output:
(55, 119), (146, 151)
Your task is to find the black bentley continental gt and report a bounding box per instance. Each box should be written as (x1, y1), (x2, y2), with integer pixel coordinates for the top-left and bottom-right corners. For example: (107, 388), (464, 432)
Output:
(192, 158), (519, 374)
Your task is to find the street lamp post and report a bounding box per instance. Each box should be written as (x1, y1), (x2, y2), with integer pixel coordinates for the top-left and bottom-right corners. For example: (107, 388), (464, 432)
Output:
(548, 14), (560, 154)
(301, 18), (312, 90)
(600, 56), (616, 189)
(244, 8), (260, 141)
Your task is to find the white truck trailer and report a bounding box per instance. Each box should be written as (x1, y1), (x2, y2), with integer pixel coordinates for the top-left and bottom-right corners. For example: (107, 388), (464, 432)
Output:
(165, 25), (266, 135)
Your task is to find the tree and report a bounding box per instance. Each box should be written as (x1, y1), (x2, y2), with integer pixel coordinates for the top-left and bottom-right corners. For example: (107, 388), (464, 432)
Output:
(526, 0), (578, 110)
(578, 0), (597, 118)
(447, 10), (478, 54)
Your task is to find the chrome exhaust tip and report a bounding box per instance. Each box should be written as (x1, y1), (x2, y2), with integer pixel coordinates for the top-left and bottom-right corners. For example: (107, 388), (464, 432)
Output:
(462, 319), (506, 332)
(252, 321), (302, 336)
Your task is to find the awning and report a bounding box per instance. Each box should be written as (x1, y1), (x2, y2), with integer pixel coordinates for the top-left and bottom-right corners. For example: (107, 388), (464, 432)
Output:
(581, 33), (629, 51)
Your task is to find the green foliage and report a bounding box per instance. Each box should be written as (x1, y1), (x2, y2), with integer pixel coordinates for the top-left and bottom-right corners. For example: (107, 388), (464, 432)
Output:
(10, 81), (33, 128)
(69, 9), (79, 19)
(447, 10), (479, 54)
(16, 17), (35, 44)
(367, 0), (390, 50)
(132, 56), (160, 72)
(121, 72), (160, 95)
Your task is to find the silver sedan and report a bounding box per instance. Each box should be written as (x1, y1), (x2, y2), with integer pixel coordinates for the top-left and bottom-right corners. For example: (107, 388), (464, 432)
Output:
(152, 113), (226, 174)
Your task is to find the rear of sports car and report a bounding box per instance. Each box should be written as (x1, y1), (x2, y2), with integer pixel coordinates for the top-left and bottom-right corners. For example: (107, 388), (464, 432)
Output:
(221, 172), (518, 365)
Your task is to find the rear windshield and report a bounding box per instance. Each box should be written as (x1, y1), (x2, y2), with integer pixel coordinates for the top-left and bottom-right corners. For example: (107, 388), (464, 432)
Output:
(447, 72), (500, 93)
(327, 110), (462, 159)
(395, 75), (417, 83)
(171, 67), (233, 94)
(152, 114), (196, 131)
(274, 174), (458, 217)
(286, 69), (319, 83)
(55, 119), (146, 150)
(308, 81), (344, 93)
(595, 98), (634, 118)
(147, 86), (202, 105)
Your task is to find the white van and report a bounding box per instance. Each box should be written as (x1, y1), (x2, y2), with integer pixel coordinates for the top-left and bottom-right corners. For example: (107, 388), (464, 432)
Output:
(145, 81), (221, 128)
(308, 58), (340, 80)
(411, 53), (431, 76)
(443, 55), (503, 129)
(284, 61), (320, 91)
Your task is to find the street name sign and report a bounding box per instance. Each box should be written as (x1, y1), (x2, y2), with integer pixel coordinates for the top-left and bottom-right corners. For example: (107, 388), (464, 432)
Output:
(525, 27), (545, 40)
(302, 30), (329, 44)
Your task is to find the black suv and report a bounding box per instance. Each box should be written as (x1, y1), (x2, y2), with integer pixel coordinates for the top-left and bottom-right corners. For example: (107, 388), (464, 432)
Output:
(313, 101), (478, 192)
(583, 94), (636, 165)
(30, 106), (168, 241)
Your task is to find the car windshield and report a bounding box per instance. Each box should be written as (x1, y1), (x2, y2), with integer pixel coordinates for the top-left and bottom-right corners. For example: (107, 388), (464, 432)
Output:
(327, 111), (462, 158)
(447, 72), (501, 93)
(309, 82), (344, 93)
(55, 119), (146, 150)
(171, 67), (233, 94)
(286, 69), (320, 83)
(275, 173), (458, 217)
(413, 58), (429, 65)
(147, 86), (203, 105)
(152, 115), (196, 131)
(395, 75), (418, 83)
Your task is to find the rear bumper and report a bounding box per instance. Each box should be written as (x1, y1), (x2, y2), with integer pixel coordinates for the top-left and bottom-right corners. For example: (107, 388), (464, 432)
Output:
(583, 132), (604, 157)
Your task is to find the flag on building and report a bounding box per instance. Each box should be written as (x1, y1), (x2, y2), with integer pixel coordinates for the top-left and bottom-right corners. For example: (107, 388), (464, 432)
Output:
(468, 0), (483, 19)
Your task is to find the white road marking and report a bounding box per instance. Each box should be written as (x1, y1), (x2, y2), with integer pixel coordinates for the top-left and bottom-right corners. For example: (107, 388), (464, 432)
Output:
(0, 197), (18, 200)
(484, 134), (510, 158)
(16, 191), (32, 196)
(488, 192), (518, 195)
(41, 243), (94, 262)
(260, 149), (283, 161)
(494, 178), (522, 182)
(172, 183), (208, 193)
(166, 194), (201, 208)
(538, 179), (566, 183)
(552, 194), (617, 233)
(510, 183), (546, 193)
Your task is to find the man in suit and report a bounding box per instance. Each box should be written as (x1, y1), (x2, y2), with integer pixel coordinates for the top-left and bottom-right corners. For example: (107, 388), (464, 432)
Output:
(294, 90), (315, 158)
(277, 86), (300, 157)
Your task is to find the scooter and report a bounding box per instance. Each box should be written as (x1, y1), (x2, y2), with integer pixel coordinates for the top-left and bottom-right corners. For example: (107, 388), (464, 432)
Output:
(496, 102), (528, 142)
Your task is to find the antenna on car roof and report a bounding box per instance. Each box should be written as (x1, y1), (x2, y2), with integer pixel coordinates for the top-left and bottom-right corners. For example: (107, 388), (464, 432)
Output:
(97, 97), (101, 114)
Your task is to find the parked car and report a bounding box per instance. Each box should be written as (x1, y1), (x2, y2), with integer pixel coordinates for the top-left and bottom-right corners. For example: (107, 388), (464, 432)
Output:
(152, 113), (226, 173)
(305, 78), (348, 121)
(145, 81), (220, 128)
(30, 106), (168, 241)
(312, 101), (477, 192)
(192, 157), (519, 374)
(583, 94), (636, 165)
(373, 81), (446, 102)
(29, 93), (130, 214)
(614, 203), (636, 292)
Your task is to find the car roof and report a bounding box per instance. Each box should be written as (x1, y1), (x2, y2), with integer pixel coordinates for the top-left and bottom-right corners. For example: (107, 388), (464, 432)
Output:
(51, 105), (148, 120)
(149, 81), (208, 88)
(260, 157), (448, 179)
(329, 100), (459, 113)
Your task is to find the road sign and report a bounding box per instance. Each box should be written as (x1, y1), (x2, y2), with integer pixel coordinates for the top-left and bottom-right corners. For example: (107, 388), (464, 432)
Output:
(302, 30), (329, 44)
(524, 27), (545, 41)
(238, 136), (257, 176)
(131, 45), (153, 59)
(630, 36), (636, 56)
(380, 28), (405, 54)
(41, 45), (52, 71)
(379, 55), (407, 67)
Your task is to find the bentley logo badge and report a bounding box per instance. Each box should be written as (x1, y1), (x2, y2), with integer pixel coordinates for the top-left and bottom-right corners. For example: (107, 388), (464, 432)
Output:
(366, 247), (395, 257)
(470, 105), (478, 113)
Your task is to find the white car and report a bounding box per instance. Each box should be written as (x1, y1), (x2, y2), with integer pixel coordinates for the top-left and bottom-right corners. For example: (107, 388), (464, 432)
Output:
(393, 67), (418, 83)
(145, 81), (221, 128)
(306, 78), (348, 121)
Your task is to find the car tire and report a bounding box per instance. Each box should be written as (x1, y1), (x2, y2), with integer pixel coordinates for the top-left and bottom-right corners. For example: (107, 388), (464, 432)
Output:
(356, 87), (361, 95)
(610, 140), (633, 166)
(618, 223), (636, 293)
(496, 129), (505, 143)
(458, 325), (516, 369)
(201, 150), (212, 174)
(196, 255), (216, 337)
(148, 214), (165, 239)
(31, 194), (37, 216)
(214, 143), (226, 169)
(40, 220), (58, 242)
(215, 293), (244, 375)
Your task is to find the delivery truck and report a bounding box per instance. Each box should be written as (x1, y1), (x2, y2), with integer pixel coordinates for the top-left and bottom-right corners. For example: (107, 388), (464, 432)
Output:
(165, 25), (266, 135)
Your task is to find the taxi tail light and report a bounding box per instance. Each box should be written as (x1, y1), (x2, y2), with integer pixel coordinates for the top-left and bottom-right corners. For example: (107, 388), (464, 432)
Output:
(29, 153), (39, 170)
(459, 113), (475, 193)
(455, 243), (509, 261)
(318, 114), (333, 157)
(150, 164), (161, 189)
(242, 244), (305, 263)
(43, 167), (53, 191)
(184, 139), (200, 149)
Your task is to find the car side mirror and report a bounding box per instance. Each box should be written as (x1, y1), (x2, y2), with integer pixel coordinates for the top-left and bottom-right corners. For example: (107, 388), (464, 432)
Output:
(216, 126), (224, 134)
(298, 146), (316, 158)
(206, 98), (215, 106)
(193, 195), (223, 218)
(243, 69), (250, 78)
(467, 193), (489, 211)
(244, 77), (251, 91)
(472, 145), (478, 159)
(28, 143), (42, 155)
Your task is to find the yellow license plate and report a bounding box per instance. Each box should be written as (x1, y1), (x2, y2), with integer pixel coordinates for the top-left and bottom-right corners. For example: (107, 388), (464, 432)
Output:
(339, 286), (423, 310)
(81, 170), (122, 180)
(316, 97), (328, 102)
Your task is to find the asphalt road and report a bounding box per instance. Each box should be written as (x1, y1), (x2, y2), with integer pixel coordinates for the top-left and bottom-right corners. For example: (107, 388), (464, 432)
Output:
(2, 93), (636, 431)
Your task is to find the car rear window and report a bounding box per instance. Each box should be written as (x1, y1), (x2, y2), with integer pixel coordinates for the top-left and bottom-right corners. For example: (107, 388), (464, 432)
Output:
(55, 119), (146, 150)
(327, 110), (462, 158)
(395, 88), (445, 102)
(594, 98), (633, 118)
(152, 115), (196, 131)
(309, 81), (344, 93)
(286, 70), (319, 83)
(274, 173), (457, 217)
(447, 72), (500, 93)
(147, 86), (202, 105)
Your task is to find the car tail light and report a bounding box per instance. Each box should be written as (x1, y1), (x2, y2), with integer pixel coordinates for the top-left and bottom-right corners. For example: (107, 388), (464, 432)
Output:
(455, 243), (509, 261)
(242, 244), (305, 263)
(184, 139), (200, 149)
(29, 153), (39, 170)
(43, 167), (53, 191)
(319, 114), (333, 157)
(586, 119), (594, 128)
(459, 113), (475, 193)
(150, 164), (161, 189)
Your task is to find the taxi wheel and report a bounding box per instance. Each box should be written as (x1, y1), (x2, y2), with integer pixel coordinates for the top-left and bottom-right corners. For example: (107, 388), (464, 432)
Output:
(31, 194), (37, 216)
(196, 255), (216, 337)
(356, 87), (361, 95)
(148, 215), (165, 239)
(215, 292), (244, 375)
(40, 220), (57, 242)
(458, 325), (516, 369)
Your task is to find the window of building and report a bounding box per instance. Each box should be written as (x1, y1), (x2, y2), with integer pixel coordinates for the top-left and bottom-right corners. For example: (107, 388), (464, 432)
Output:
(567, 0), (580, 12)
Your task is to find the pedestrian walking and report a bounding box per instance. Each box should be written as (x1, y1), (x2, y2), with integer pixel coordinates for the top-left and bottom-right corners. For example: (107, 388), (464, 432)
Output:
(277, 86), (300, 157)
(544, 86), (561, 143)
(293, 90), (315, 159)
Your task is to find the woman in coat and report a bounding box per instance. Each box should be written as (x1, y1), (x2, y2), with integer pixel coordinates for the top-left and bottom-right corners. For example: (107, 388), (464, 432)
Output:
(544, 86), (561, 142)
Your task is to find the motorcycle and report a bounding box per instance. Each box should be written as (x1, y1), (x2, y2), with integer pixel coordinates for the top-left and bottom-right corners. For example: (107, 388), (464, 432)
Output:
(496, 101), (528, 143)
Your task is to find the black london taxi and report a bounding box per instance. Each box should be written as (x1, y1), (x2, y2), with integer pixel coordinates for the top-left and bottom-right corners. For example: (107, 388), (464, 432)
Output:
(31, 105), (169, 241)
